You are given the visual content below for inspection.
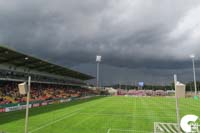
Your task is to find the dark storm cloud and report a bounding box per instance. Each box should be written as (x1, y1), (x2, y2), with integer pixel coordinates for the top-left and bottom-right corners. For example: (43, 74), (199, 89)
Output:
(0, 0), (200, 84)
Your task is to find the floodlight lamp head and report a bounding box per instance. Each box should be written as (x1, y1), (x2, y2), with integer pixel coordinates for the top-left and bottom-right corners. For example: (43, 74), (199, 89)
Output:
(190, 54), (195, 59)
(96, 55), (101, 62)
(25, 57), (29, 60)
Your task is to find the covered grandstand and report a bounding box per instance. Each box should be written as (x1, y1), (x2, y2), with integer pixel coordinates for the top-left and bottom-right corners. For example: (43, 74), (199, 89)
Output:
(0, 45), (95, 112)
(0, 45), (93, 85)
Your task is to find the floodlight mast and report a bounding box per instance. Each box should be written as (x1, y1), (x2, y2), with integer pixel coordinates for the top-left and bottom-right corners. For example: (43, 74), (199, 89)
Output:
(96, 55), (101, 89)
(190, 54), (197, 96)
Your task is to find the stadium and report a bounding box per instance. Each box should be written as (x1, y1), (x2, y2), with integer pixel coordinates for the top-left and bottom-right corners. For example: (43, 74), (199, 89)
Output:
(1, 1), (200, 133)
(0, 45), (199, 133)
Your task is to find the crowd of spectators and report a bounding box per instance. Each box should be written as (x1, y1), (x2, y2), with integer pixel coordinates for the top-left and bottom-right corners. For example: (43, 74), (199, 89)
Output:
(0, 82), (95, 105)
(117, 89), (167, 96)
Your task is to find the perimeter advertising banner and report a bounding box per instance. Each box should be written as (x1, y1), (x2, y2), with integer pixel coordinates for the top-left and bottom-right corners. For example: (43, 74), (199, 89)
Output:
(5, 104), (32, 112)
(0, 97), (94, 113)
(41, 102), (48, 106)
(60, 98), (71, 103)
(32, 103), (40, 108)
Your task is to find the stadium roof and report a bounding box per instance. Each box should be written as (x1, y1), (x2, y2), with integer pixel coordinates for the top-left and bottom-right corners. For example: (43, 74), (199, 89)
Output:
(0, 45), (94, 80)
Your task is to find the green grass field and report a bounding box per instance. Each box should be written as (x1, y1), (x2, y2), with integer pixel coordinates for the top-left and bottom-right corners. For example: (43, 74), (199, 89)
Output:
(0, 96), (200, 133)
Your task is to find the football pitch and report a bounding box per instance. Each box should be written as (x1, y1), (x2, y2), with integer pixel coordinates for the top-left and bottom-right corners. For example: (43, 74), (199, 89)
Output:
(0, 96), (200, 133)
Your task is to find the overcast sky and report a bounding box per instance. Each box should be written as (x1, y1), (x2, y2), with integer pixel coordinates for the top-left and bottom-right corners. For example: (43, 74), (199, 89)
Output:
(0, 0), (200, 85)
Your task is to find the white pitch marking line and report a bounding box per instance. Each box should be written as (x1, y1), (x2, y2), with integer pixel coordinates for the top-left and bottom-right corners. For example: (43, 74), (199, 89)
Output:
(107, 128), (111, 133)
(29, 110), (80, 133)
